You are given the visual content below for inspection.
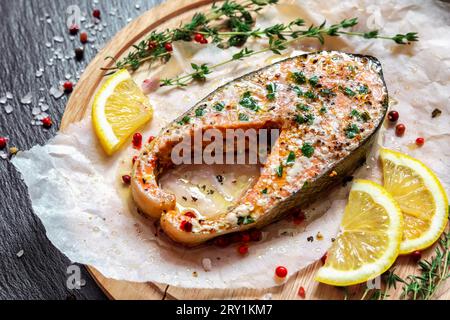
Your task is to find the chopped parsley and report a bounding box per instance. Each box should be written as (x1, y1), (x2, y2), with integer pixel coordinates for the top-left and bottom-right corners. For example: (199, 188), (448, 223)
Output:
(301, 143), (314, 158)
(309, 75), (319, 87)
(291, 71), (307, 84)
(342, 87), (356, 97)
(294, 113), (314, 125)
(261, 188), (268, 194)
(238, 113), (249, 121)
(266, 83), (277, 101)
(177, 115), (191, 125)
(358, 85), (369, 94)
(293, 86), (304, 97)
(304, 90), (318, 100)
(351, 109), (370, 122)
(239, 91), (259, 111)
(195, 106), (206, 117)
(237, 215), (255, 225)
(319, 88), (335, 97)
(320, 106), (327, 114)
(296, 103), (310, 112)
(276, 165), (283, 177)
(345, 123), (360, 138)
(213, 102), (225, 111)
(286, 151), (296, 165)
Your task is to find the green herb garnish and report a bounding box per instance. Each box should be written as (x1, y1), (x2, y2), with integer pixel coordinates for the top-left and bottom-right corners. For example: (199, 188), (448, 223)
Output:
(238, 113), (249, 121)
(291, 71), (306, 84)
(178, 115), (191, 125)
(239, 91), (259, 111)
(266, 83), (277, 100)
(213, 102), (225, 111)
(276, 165), (283, 177)
(286, 151), (296, 165)
(345, 123), (360, 138)
(309, 75), (319, 87)
(238, 215), (256, 225)
(195, 106), (206, 117)
(301, 143), (314, 158)
(296, 103), (310, 112)
(295, 113), (314, 125)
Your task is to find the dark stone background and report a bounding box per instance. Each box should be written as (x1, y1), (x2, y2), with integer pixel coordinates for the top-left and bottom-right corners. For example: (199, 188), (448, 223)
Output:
(0, 0), (163, 300)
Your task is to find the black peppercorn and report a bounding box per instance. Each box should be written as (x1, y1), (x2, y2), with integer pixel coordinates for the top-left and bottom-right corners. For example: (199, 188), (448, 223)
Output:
(74, 47), (84, 60)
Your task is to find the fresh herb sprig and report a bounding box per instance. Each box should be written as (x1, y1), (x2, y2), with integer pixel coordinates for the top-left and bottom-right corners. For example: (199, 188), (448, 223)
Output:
(101, 0), (278, 74)
(360, 230), (450, 300)
(161, 17), (418, 87)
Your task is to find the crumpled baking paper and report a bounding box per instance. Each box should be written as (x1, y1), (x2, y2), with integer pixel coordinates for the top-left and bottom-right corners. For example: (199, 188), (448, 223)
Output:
(12, 0), (450, 288)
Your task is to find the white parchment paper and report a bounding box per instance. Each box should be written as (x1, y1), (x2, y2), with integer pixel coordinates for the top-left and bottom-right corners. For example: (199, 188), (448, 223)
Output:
(12, 0), (450, 288)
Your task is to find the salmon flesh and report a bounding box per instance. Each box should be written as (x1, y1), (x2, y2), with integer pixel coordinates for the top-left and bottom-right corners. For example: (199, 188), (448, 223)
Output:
(131, 51), (388, 246)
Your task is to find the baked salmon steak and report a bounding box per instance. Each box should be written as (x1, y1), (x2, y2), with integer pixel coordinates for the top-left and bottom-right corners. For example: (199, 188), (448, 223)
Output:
(131, 51), (388, 246)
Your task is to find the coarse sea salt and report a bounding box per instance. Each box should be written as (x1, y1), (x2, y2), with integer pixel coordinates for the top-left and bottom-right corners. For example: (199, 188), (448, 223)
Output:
(201, 258), (212, 272)
(20, 93), (32, 105)
(49, 86), (64, 99)
(0, 96), (7, 104)
(4, 105), (13, 114)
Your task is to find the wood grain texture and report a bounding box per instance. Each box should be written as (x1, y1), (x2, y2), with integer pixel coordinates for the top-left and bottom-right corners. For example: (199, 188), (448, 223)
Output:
(0, 0), (164, 300)
(60, 0), (449, 300)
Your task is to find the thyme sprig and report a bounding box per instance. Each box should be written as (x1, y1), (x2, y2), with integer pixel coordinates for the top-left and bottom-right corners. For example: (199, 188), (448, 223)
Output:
(101, 0), (278, 73)
(360, 230), (450, 300)
(161, 18), (418, 87)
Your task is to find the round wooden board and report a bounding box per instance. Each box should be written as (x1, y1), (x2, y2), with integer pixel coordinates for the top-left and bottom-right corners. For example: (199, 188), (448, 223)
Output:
(62, 0), (449, 300)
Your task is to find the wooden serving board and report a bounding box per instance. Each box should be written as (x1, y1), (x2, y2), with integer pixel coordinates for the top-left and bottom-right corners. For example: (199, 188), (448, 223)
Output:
(61, 0), (449, 300)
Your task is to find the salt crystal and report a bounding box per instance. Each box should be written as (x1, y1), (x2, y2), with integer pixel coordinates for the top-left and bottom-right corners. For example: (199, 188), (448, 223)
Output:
(127, 18), (132, 23)
(69, 36), (75, 41)
(0, 96), (6, 104)
(32, 107), (41, 115)
(39, 97), (45, 102)
(80, 16), (86, 22)
(201, 258), (212, 272)
(45, 42), (52, 48)
(53, 36), (64, 43)
(49, 86), (64, 99)
(46, 18), (52, 24)
(16, 250), (24, 258)
(4, 105), (13, 114)
(20, 92), (32, 105)
(40, 104), (49, 112)
(65, 74), (72, 80)
(6, 92), (13, 99)
(0, 152), (7, 160)
(135, 4), (141, 10)
(102, 22), (107, 27)
(36, 69), (43, 78)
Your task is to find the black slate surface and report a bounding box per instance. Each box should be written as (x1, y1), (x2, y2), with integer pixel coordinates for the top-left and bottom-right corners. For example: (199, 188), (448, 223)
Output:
(0, 0), (163, 300)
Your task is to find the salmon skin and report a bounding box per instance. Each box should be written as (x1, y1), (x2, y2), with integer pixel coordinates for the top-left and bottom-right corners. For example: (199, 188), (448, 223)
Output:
(131, 51), (388, 246)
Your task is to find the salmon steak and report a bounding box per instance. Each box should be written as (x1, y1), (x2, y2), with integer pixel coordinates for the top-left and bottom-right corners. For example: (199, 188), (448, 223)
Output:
(131, 51), (388, 246)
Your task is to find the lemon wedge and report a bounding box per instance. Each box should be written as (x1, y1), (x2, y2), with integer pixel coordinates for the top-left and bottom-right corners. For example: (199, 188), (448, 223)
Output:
(92, 69), (153, 155)
(380, 148), (448, 254)
(315, 180), (403, 286)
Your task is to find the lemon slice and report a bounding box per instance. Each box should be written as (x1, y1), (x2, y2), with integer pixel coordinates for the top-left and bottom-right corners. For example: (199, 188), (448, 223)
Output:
(92, 69), (153, 155)
(380, 148), (448, 254)
(315, 180), (403, 286)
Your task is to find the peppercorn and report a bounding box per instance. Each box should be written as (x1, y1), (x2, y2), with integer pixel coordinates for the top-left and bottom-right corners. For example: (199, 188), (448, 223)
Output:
(74, 47), (84, 60)
(63, 81), (73, 93)
(249, 229), (262, 242)
(132, 132), (142, 149)
(164, 42), (173, 52)
(298, 286), (306, 299)
(69, 24), (79, 35)
(237, 244), (248, 255)
(122, 175), (131, 185)
(415, 137), (425, 146)
(0, 137), (7, 149)
(387, 110), (399, 122)
(411, 250), (422, 262)
(93, 9), (101, 19)
(180, 220), (192, 232)
(241, 233), (251, 243)
(80, 32), (88, 44)
(275, 266), (288, 278)
(42, 117), (52, 128)
(147, 41), (157, 51)
(395, 123), (406, 136)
